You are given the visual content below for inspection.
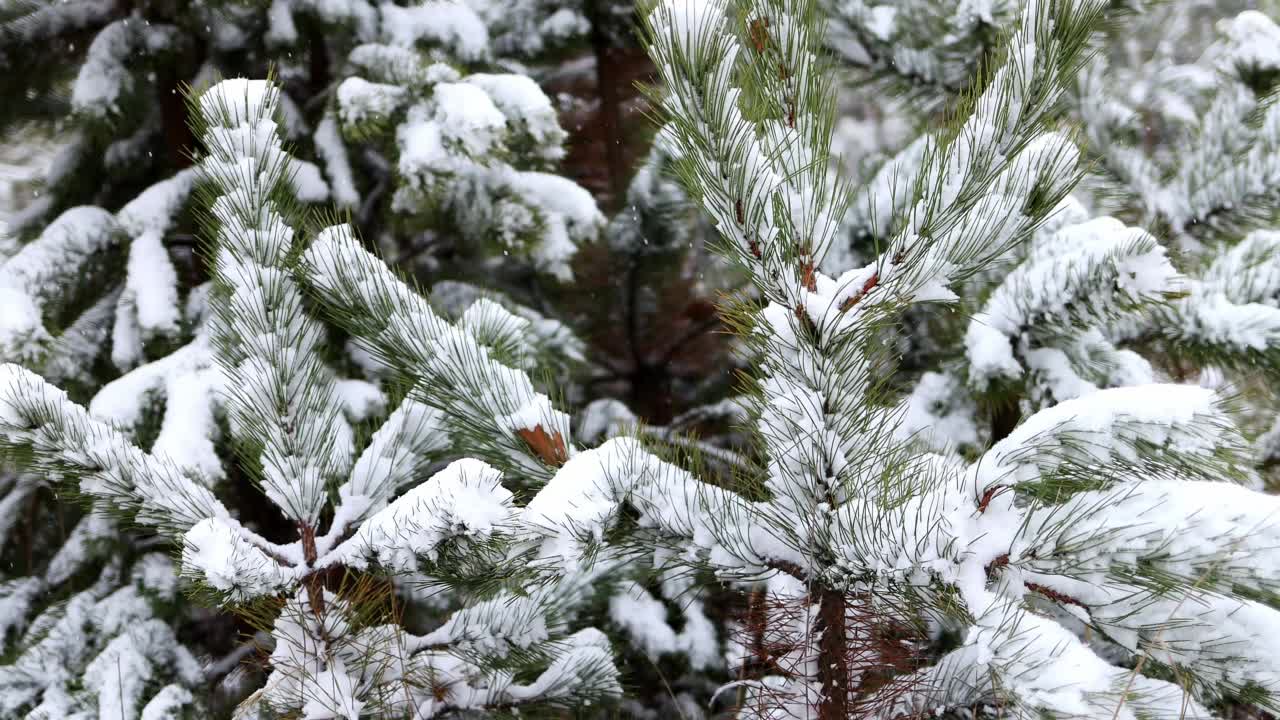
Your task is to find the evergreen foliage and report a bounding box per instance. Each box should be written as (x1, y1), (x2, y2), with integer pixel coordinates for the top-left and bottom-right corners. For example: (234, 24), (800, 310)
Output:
(0, 1), (607, 716)
(1, 0), (1279, 719)
(521, 0), (1280, 717)
(3, 77), (622, 719)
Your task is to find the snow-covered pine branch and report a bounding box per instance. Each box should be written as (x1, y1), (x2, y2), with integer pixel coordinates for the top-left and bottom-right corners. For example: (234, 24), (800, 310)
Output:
(301, 223), (576, 482)
(198, 77), (354, 528)
(516, 0), (1280, 717)
(826, 0), (1016, 105)
(0, 207), (123, 365)
(1143, 227), (1280, 376)
(179, 77), (620, 719)
(429, 279), (587, 369)
(0, 555), (202, 720)
(0, 362), (230, 533)
(280, 1), (608, 281)
(1077, 9), (1280, 242)
(0, 192), (224, 718)
(954, 207), (1181, 415)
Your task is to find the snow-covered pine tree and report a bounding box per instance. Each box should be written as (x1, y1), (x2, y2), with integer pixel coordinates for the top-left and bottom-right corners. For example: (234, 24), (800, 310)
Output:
(288, 88), (757, 720)
(815, 3), (1280, 469)
(1, 4), (604, 715)
(0, 158), (218, 719)
(900, 5), (1280, 463)
(1075, 4), (1278, 243)
(0, 77), (622, 719)
(509, 0), (1280, 717)
(1070, 5), (1280, 403)
(316, 1), (604, 282)
(1, 0), (599, 339)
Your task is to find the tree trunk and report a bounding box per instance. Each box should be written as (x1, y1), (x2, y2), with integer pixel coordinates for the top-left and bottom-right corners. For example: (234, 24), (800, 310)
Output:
(990, 398), (1021, 444)
(308, 26), (330, 96)
(586, 1), (627, 208)
(158, 70), (195, 170)
(300, 523), (328, 618)
(816, 588), (849, 720)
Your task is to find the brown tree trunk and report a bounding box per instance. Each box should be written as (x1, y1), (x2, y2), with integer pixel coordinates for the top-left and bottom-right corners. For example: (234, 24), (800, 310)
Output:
(990, 398), (1021, 444)
(150, 0), (207, 170)
(816, 588), (849, 720)
(158, 71), (195, 170)
(300, 523), (327, 617)
(586, 1), (627, 209)
(308, 27), (330, 96)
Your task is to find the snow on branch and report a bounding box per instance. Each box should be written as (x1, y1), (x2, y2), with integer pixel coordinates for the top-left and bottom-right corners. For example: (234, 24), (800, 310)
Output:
(1200, 229), (1280, 307)
(89, 330), (223, 484)
(408, 589), (558, 659)
(0, 363), (229, 533)
(0, 0), (114, 47)
(1016, 479), (1280, 606)
(971, 384), (1252, 493)
(327, 13), (597, 280)
(0, 206), (122, 364)
(198, 78), (353, 525)
(314, 113), (360, 210)
(302, 223), (450, 375)
(266, 0), (379, 46)
(0, 560), (202, 719)
(866, 8), (1093, 304)
(425, 323), (574, 478)
(389, 76), (594, 280)
(1164, 228), (1280, 361)
(524, 437), (798, 577)
(182, 517), (300, 603)
(110, 169), (197, 370)
(1080, 10), (1280, 239)
(71, 17), (180, 120)
(302, 223), (574, 479)
(248, 582), (620, 717)
(377, 1), (490, 62)
(965, 216), (1179, 387)
(881, 592), (1216, 719)
(431, 280), (587, 367)
(326, 458), (516, 573)
(332, 396), (449, 523)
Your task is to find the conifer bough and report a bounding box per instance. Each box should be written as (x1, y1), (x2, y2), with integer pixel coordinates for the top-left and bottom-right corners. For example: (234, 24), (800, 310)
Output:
(2, 78), (621, 720)
(518, 0), (1280, 717)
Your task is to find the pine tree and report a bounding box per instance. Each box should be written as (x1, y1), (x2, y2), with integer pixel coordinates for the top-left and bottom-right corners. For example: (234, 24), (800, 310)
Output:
(323, 6), (604, 282)
(1, 77), (622, 719)
(1072, 5), (1280, 391)
(4, 1), (1280, 719)
(512, 0), (1280, 717)
(823, 2), (1280, 461)
(1, 0), (601, 362)
(0, 3), (605, 716)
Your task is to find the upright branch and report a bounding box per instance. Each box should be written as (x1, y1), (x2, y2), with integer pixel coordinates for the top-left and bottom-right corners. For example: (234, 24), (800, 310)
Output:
(197, 79), (355, 532)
